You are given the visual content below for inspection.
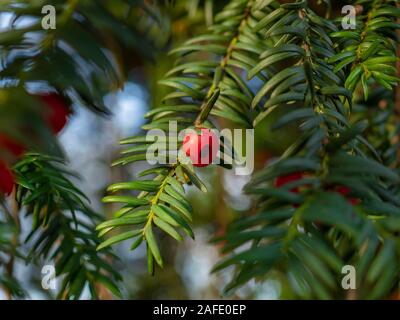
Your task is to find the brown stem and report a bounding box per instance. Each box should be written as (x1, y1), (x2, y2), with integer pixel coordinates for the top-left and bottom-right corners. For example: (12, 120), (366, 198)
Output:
(194, 0), (253, 127)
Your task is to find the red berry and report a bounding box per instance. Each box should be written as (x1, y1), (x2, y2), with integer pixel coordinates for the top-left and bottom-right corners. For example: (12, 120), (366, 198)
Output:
(38, 93), (70, 134)
(349, 198), (361, 205)
(182, 128), (219, 167)
(336, 185), (350, 195)
(0, 133), (25, 158)
(0, 162), (14, 195)
(274, 172), (303, 193)
(336, 185), (360, 205)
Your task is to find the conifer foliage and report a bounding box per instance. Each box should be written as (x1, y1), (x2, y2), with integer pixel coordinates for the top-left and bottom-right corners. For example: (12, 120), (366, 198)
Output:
(0, 0), (162, 299)
(1, 0), (400, 299)
(99, 0), (400, 299)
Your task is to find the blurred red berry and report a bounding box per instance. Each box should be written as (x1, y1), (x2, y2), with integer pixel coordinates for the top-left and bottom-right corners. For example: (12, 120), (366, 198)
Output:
(336, 185), (360, 205)
(274, 172), (303, 193)
(336, 186), (351, 195)
(182, 128), (219, 167)
(0, 161), (14, 195)
(0, 133), (25, 158)
(38, 93), (70, 134)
